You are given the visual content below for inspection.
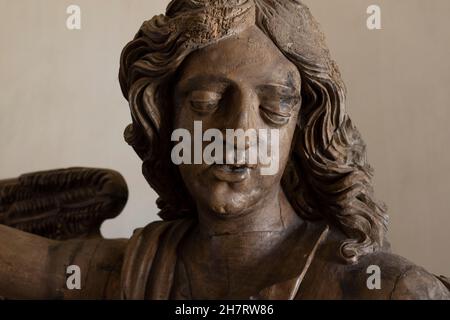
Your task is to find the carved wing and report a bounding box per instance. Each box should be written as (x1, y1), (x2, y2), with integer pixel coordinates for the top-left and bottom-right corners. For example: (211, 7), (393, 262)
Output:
(437, 275), (450, 291)
(0, 168), (128, 240)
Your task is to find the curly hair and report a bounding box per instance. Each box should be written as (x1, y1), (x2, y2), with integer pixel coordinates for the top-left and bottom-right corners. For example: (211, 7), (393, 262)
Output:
(118, 0), (388, 264)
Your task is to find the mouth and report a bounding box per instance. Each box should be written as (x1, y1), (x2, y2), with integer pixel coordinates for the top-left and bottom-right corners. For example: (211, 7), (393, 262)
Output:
(210, 163), (254, 183)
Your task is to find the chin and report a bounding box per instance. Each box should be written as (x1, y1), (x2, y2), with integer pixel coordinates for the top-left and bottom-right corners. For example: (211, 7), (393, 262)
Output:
(203, 183), (263, 218)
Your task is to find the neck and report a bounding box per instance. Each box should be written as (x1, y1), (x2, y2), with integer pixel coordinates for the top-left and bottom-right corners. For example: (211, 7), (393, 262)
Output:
(183, 188), (304, 298)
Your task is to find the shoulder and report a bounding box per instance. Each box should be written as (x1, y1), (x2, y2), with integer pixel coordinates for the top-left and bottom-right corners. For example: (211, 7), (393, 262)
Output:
(351, 251), (450, 300)
(121, 219), (194, 299)
(127, 219), (194, 249)
(387, 263), (450, 300)
(301, 226), (450, 300)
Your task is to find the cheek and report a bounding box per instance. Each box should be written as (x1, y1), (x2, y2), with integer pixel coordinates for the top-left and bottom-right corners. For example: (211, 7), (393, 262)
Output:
(174, 104), (193, 130)
(277, 116), (299, 169)
(178, 164), (205, 196)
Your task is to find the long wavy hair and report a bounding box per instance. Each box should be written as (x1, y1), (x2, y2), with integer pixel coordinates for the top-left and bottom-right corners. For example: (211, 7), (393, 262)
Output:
(118, 0), (388, 264)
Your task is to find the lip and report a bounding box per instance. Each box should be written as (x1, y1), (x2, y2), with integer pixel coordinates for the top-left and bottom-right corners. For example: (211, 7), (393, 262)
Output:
(210, 164), (251, 183)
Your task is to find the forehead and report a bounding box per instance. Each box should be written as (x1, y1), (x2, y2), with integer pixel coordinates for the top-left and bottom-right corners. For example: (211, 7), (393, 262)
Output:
(177, 26), (301, 87)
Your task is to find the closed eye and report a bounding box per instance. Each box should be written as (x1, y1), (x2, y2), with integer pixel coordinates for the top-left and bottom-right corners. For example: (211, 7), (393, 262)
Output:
(259, 106), (292, 126)
(189, 90), (222, 114)
(259, 95), (299, 126)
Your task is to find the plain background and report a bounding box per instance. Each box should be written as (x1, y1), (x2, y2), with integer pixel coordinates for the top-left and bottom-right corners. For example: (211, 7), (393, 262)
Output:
(0, 0), (449, 276)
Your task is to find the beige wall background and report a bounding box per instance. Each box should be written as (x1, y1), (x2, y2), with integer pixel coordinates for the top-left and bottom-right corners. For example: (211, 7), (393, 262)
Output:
(0, 0), (449, 275)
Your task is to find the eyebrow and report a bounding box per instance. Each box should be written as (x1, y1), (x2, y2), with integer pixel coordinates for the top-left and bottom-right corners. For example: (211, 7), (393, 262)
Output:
(256, 83), (299, 96)
(177, 74), (300, 96)
(177, 74), (233, 92)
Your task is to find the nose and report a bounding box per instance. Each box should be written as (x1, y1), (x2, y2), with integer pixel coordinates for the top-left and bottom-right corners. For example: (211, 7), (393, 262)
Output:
(223, 84), (259, 136)
(219, 85), (260, 164)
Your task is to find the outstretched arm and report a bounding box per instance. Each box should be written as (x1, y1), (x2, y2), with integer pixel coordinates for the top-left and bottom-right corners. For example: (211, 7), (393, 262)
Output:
(0, 225), (126, 299)
(0, 225), (57, 299)
(0, 167), (129, 299)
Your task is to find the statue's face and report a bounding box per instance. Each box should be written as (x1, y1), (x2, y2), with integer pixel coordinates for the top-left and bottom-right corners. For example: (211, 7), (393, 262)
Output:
(173, 26), (301, 217)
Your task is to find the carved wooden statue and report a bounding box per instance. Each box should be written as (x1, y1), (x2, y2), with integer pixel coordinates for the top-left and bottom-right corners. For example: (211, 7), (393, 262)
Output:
(0, 0), (449, 299)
